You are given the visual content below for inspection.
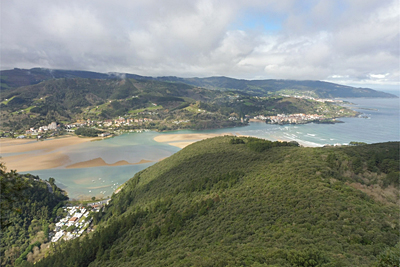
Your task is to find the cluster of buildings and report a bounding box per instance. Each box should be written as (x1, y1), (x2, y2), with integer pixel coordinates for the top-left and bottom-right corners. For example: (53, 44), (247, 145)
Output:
(256, 113), (325, 124)
(50, 200), (110, 243)
(172, 120), (190, 124)
(65, 116), (155, 130)
(24, 122), (59, 136)
(50, 206), (93, 243)
(109, 117), (154, 127)
(280, 94), (343, 103)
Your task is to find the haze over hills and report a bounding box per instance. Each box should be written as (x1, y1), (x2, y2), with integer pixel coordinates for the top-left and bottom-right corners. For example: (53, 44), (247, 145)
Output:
(0, 68), (396, 98)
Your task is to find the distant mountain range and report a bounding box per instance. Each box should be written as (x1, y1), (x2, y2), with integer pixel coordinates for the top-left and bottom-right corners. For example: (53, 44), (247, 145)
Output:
(1, 68), (396, 98)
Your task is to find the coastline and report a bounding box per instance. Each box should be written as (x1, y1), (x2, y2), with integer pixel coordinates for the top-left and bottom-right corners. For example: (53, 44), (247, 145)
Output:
(2, 151), (72, 172)
(65, 158), (152, 169)
(153, 131), (319, 148)
(0, 135), (129, 172)
(1, 127), (322, 173)
(0, 135), (99, 154)
(154, 133), (233, 148)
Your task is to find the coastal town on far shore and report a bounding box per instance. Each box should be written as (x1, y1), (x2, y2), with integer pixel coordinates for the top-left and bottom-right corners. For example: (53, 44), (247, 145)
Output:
(6, 107), (354, 140)
(0, 91), (360, 139)
(7, 112), (339, 139)
(254, 113), (339, 124)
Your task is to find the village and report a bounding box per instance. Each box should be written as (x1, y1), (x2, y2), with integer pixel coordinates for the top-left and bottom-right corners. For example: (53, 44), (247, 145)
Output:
(279, 93), (344, 103)
(50, 201), (109, 243)
(8, 114), (155, 139)
(4, 93), (352, 139)
(254, 113), (328, 124)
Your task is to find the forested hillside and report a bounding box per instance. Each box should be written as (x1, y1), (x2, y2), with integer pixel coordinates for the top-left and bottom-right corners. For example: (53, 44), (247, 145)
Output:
(155, 76), (397, 98)
(0, 77), (239, 131)
(1, 68), (396, 98)
(0, 165), (68, 266)
(0, 76), (357, 133)
(29, 138), (399, 266)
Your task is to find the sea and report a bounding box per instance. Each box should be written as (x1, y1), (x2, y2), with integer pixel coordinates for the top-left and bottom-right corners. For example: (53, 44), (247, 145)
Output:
(21, 97), (399, 199)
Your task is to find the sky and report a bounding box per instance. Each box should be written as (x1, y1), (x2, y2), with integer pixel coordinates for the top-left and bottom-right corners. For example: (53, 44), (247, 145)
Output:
(1, 0), (399, 90)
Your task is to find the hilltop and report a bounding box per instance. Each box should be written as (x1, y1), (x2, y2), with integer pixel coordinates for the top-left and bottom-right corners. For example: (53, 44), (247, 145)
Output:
(28, 138), (399, 266)
(0, 75), (358, 134)
(1, 68), (396, 98)
(154, 76), (397, 99)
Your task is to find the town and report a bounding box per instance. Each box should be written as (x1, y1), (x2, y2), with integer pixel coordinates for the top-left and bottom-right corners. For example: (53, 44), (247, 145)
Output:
(50, 201), (109, 243)
(279, 92), (345, 103)
(254, 113), (330, 124)
(9, 117), (155, 139)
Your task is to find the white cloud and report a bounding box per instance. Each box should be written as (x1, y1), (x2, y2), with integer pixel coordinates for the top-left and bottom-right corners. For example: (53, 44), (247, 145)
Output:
(0, 0), (398, 88)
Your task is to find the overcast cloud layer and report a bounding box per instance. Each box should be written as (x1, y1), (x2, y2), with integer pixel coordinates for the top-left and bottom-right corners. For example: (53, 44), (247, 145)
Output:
(1, 0), (399, 89)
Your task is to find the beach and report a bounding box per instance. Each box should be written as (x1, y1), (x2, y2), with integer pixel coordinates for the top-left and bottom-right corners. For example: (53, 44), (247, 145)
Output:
(0, 136), (98, 172)
(0, 131), (317, 173)
(0, 135), (157, 172)
(65, 158), (152, 169)
(153, 132), (318, 148)
(154, 132), (233, 148)
(0, 135), (98, 154)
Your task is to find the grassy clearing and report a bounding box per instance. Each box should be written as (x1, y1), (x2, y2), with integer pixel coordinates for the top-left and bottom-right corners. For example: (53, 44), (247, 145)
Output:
(1, 95), (16, 105)
(11, 105), (37, 115)
(128, 105), (163, 114)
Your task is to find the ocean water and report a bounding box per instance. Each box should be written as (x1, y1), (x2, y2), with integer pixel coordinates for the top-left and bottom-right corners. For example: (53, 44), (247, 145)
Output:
(24, 98), (399, 199)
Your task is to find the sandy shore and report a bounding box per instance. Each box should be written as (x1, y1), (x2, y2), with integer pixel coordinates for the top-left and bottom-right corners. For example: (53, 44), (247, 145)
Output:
(154, 133), (232, 148)
(1, 135), (154, 172)
(0, 136), (109, 172)
(65, 158), (152, 169)
(154, 132), (318, 148)
(167, 141), (197, 148)
(0, 135), (99, 154)
(2, 151), (71, 172)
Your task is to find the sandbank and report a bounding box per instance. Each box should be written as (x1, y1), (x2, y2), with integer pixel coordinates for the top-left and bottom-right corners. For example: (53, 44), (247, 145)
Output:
(154, 132), (318, 148)
(167, 141), (196, 149)
(1, 135), (98, 172)
(2, 151), (71, 172)
(0, 135), (98, 154)
(65, 158), (152, 169)
(154, 133), (232, 143)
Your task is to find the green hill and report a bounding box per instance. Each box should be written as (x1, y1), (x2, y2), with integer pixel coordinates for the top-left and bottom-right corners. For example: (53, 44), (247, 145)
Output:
(0, 77), (241, 132)
(0, 165), (68, 266)
(0, 76), (358, 133)
(30, 138), (399, 266)
(1, 68), (396, 98)
(155, 76), (397, 98)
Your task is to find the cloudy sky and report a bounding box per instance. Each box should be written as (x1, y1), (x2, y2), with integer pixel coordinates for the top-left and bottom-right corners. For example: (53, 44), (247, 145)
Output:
(1, 0), (399, 90)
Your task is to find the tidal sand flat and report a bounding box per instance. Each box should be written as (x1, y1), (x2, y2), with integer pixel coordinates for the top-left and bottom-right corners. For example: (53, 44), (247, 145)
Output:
(0, 135), (99, 154)
(65, 158), (152, 169)
(167, 142), (197, 149)
(154, 132), (233, 148)
(2, 151), (71, 172)
(0, 135), (99, 171)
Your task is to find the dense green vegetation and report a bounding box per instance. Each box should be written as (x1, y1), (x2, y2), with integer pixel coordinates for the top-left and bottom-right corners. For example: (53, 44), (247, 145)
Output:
(159, 76), (397, 98)
(1, 68), (396, 98)
(349, 141), (368, 146)
(0, 164), (68, 266)
(28, 138), (399, 266)
(0, 77), (240, 132)
(0, 75), (357, 133)
(75, 127), (102, 137)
